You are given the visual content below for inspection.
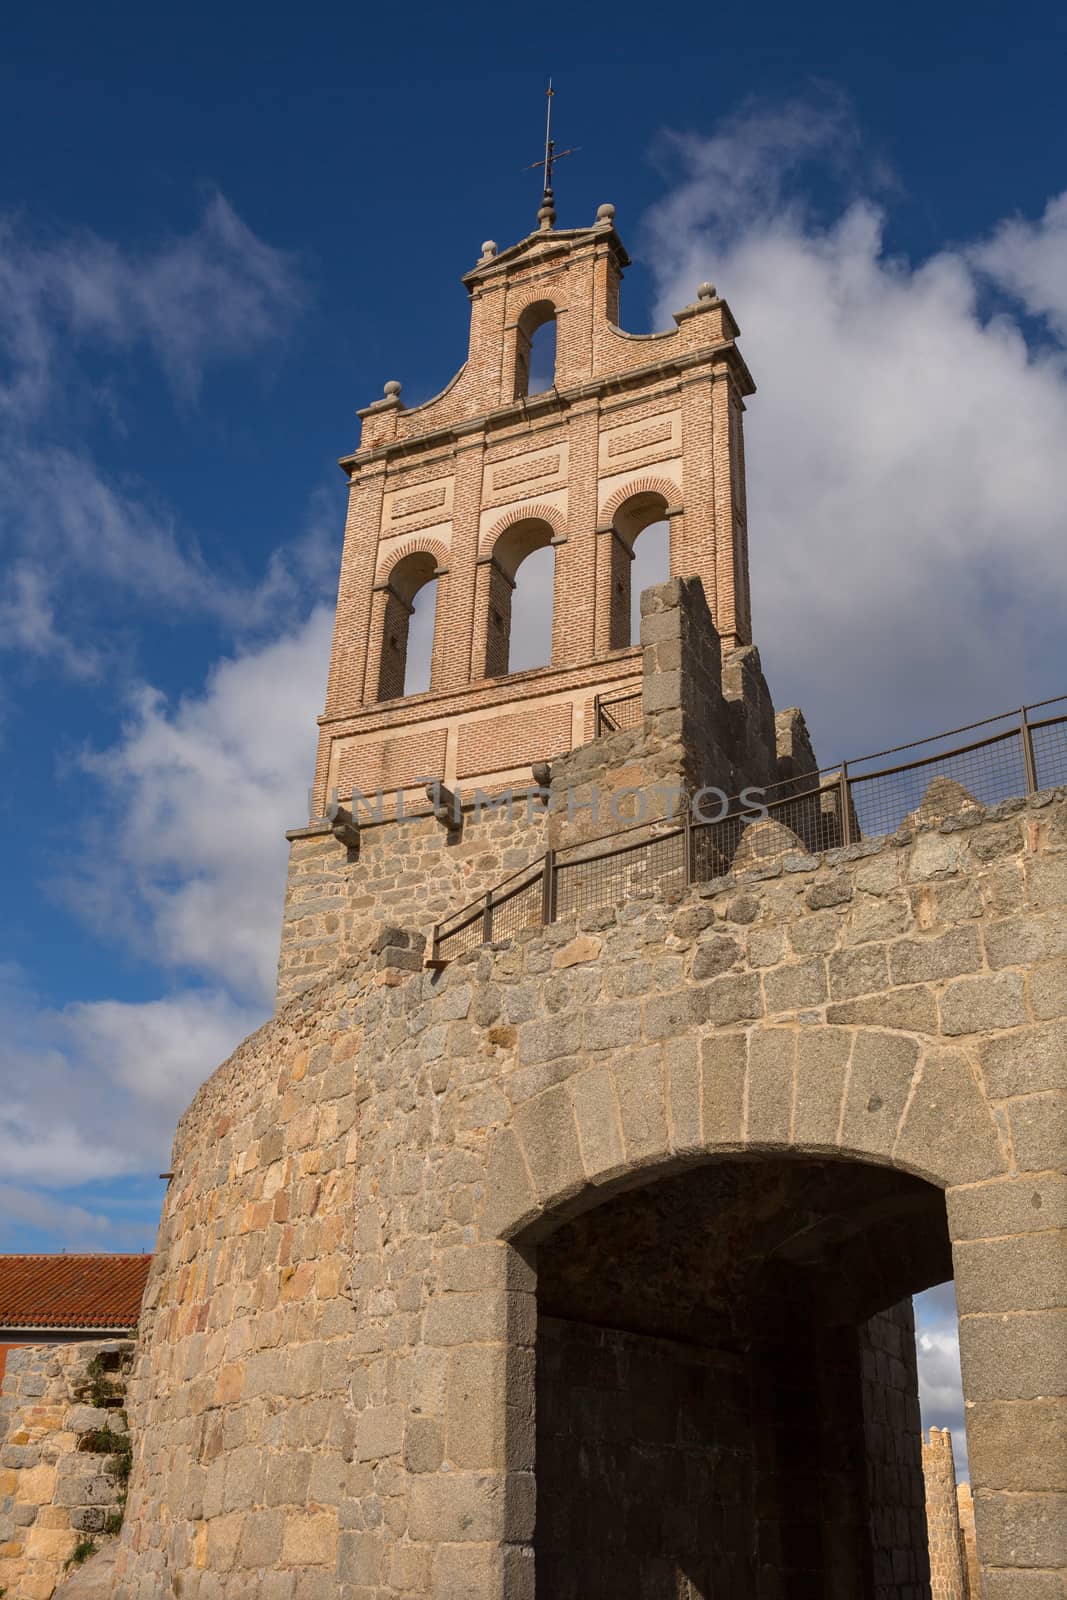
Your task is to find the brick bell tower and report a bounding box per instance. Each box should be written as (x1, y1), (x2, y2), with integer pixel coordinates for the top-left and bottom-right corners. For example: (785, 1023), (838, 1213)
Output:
(310, 194), (756, 817)
(278, 189), (788, 1002)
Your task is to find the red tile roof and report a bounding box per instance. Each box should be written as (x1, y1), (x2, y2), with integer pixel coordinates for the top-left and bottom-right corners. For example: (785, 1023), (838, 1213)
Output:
(0, 1254), (152, 1330)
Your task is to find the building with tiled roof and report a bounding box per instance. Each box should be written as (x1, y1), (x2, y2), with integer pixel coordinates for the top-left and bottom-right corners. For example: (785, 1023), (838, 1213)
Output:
(0, 1252), (152, 1381)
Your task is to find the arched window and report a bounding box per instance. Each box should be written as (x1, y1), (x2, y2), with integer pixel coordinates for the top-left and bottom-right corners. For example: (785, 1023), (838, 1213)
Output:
(403, 572), (438, 696)
(377, 551), (439, 700)
(628, 520), (670, 645)
(513, 301), (557, 400)
(607, 492), (672, 649)
(484, 517), (556, 676)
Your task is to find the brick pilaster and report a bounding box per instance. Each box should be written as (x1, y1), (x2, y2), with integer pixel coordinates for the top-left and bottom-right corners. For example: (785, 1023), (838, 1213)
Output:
(322, 465), (387, 718)
(556, 399), (599, 664)
(677, 366), (718, 620)
(436, 433), (485, 691)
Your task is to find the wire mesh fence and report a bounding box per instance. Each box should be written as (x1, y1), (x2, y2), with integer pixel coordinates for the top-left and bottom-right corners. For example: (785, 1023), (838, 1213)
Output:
(431, 696), (1067, 962)
(594, 688), (643, 736)
(848, 733), (1024, 839)
(433, 906), (485, 962)
(488, 874), (544, 943)
(555, 827), (686, 921)
(1032, 712), (1067, 791)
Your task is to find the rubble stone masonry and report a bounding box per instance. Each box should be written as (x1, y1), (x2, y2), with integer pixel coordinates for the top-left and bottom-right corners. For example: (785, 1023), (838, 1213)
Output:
(0, 1339), (134, 1598)
(277, 577), (799, 1004)
(109, 787), (1067, 1598)
(923, 1426), (967, 1598)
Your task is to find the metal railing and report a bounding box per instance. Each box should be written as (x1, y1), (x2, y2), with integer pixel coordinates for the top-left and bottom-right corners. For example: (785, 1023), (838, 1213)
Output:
(593, 687), (643, 736)
(430, 695), (1067, 964)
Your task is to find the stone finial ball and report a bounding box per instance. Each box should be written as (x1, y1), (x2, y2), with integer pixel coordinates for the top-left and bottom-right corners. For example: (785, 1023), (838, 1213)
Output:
(597, 203), (616, 223)
(697, 281), (717, 301)
(383, 380), (402, 398)
(480, 240), (497, 258)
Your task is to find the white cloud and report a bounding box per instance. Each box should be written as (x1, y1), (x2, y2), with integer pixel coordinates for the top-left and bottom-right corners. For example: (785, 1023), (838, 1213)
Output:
(0, 969), (261, 1189)
(915, 1281), (968, 1479)
(972, 190), (1067, 343)
(0, 560), (96, 676)
(0, 195), (315, 684)
(0, 192), (304, 418)
(77, 604), (333, 1001)
(644, 100), (1067, 759)
(0, 1184), (115, 1245)
(0, 442), (339, 674)
(0, 193), (332, 1220)
(0, 604), (331, 1194)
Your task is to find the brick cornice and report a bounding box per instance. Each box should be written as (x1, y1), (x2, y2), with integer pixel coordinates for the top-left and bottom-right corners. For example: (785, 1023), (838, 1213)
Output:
(339, 342), (751, 477)
(461, 225), (629, 290)
(316, 649), (642, 736)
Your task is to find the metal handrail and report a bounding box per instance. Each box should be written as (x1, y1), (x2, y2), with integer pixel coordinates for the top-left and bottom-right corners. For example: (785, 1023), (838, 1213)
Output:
(430, 697), (1067, 963)
(849, 725), (1020, 787)
(594, 686), (643, 737)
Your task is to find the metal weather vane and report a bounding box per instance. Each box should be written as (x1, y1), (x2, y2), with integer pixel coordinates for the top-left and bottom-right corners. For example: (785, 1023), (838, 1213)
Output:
(522, 80), (578, 227)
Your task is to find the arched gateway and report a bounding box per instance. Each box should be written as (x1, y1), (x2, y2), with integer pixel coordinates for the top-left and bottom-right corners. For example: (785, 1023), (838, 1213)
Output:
(84, 187), (1065, 1600)
(110, 797), (1066, 1599)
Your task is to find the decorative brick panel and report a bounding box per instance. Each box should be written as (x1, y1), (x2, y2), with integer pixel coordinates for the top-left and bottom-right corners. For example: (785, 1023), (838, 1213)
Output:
(606, 418), (673, 457)
(456, 703), (573, 778)
(381, 474), (455, 536)
(393, 484), (447, 519)
(337, 727), (448, 796)
(492, 452), (561, 491)
(599, 411), (682, 477)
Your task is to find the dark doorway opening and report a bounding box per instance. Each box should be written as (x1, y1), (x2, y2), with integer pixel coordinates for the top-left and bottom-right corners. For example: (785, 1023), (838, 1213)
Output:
(534, 1156), (952, 1599)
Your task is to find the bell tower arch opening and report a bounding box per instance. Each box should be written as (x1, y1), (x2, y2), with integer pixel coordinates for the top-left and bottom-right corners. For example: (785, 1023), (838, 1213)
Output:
(376, 549), (439, 700)
(606, 489), (673, 649)
(513, 298), (558, 399)
(530, 1153), (954, 1600)
(484, 515), (557, 676)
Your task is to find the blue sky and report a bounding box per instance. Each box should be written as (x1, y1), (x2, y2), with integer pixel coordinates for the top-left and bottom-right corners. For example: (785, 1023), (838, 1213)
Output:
(3, 0), (1066, 1474)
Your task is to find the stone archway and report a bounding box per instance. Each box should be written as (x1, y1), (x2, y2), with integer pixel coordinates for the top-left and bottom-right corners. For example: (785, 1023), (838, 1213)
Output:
(473, 944), (1051, 1600)
(529, 1152), (951, 1598)
(106, 792), (1065, 1600)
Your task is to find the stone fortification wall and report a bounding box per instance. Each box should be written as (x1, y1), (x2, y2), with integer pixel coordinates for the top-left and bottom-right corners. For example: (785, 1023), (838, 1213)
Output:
(537, 1300), (927, 1599)
(278, 800), (545, 1002)
(924, 1425), (967, 1599)
(535, 1315), (755, 1597)
(864, 1300), (930, 1598)
(0, 1338), (135, 1599)
(115, 788), (1066, 1598)
(957, 1480), (980, 1595)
